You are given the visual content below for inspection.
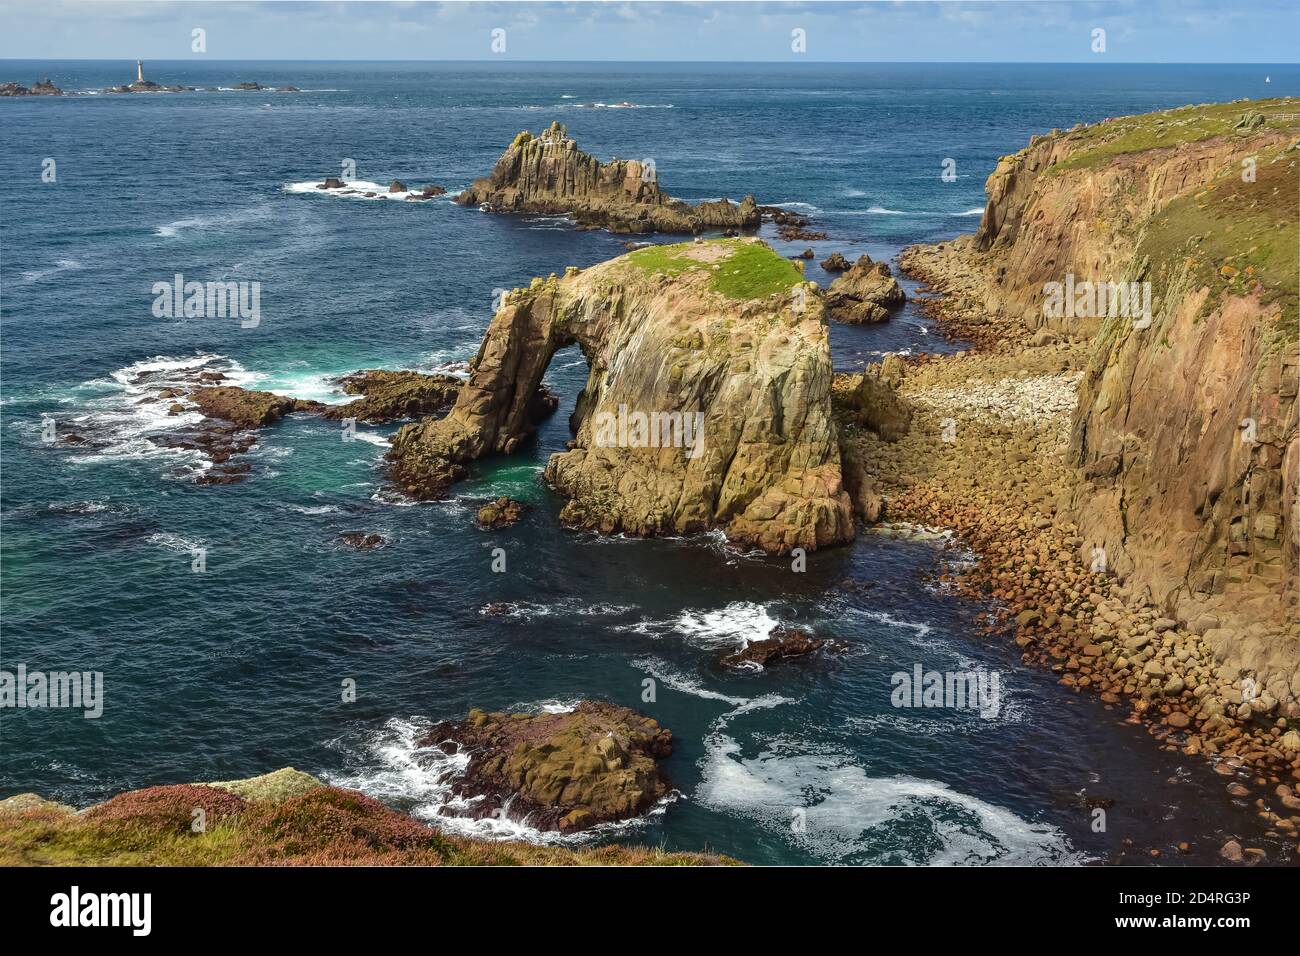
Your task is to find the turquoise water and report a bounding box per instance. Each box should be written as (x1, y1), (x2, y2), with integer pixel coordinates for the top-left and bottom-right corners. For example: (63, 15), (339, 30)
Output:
(3, 61), (1297, 865)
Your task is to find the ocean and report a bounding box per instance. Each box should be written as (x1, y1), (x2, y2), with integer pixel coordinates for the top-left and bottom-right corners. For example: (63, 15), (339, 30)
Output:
(3, 60), (1297, 864)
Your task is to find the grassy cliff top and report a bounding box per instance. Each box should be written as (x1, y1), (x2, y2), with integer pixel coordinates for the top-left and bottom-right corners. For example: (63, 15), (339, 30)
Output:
(625, 238), (806, 300)
(1050, 97), (1300, 174)
(0, 778), (735, 867)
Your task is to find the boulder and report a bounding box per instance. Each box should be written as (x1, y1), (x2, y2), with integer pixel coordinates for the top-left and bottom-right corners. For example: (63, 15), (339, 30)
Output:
(825, 254), (905, 324)
(476, 497), (526, 529)
(850, 365), (913, 442)
(338, 532), (386, 550)
(820, 251), (850, 272)
(388, 180), (407, 193)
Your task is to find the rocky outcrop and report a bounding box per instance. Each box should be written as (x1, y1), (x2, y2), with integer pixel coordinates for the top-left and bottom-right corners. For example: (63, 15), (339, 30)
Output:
(0, 78), (63, 96)
(904, 98), (1300, 702)
(719, 627), (826, 670)
(456, 121), (760, 234)
(848, 363), (913, 441)
(188, 386), (321, 429)
(338, 532), (387, 550)
(475, 497), (526, 529)
(328, 369), (461, 422)
(826, 254), (905, 323)
(389, 238), (854, 553)
(419, 702), (672, 832)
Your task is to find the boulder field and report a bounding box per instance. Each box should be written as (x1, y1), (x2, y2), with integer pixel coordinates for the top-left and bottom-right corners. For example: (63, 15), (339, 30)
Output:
(389, 237), (856, 553)
(456, 121), (760, 234)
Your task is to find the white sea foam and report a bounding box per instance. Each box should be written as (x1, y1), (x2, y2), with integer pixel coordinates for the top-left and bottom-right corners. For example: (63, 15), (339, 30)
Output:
(956, 207), (985, 216)
(155, 204), (272, 238)
(697, 726), (1085, 864)
(20, 258), (82, 282)
(633, 656), (795, 711)
(620, 601), (784, 650)
(284, 179), (448, 202)
(59, 354), (259, 471)
(480, 599), (634, 621)
(146, 530), (204, 554)
(288, 503), (341, 515)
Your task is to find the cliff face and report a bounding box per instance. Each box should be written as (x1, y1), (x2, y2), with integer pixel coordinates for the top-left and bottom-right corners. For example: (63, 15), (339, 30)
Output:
(456, 122), (760, 234)
(390, 238), (854, 553)
(925, 99), (1300, 699)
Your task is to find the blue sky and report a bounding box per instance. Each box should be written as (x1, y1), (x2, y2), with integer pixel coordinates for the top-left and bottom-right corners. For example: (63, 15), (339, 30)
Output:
(1, 1), (1295, 62)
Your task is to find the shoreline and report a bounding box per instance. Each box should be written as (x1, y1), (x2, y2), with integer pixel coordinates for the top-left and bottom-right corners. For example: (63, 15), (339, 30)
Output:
(839, 238), (1300, 861)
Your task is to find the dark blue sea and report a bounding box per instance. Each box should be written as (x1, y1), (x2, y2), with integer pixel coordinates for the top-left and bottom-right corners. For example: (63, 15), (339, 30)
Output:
(3, 61), (1297, 864)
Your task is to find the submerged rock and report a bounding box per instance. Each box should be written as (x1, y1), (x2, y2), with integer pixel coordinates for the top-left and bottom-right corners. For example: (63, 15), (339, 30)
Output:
(338, 532), (386, 550)
(475, 497), (526, 529)
(389, 238), (854, 553)
(418, 702), (672, 831)
(826, 254), (906, 324)
(456, 121), (760, 234)
(719, 627), (826, 669)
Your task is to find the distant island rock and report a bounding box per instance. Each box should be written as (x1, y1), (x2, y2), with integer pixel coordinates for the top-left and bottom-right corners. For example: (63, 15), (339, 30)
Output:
(0, 78), (63, 96)
(456, 120), (761, 234)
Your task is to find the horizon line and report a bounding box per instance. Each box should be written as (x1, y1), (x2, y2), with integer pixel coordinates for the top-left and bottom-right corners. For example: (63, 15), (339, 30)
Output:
(2, 58), (1297, 65)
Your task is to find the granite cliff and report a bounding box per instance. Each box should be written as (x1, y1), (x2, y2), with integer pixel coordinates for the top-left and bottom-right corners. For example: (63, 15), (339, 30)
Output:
(904, 98), (1300, 705)
(456, 121), (761, 234)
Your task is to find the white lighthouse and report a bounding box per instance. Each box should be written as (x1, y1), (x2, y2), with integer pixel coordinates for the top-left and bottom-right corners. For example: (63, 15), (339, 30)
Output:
(136, 60), (144, 83)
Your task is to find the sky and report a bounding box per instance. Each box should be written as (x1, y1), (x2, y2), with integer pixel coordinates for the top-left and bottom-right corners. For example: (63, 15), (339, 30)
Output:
(0, 0), (1296, 63)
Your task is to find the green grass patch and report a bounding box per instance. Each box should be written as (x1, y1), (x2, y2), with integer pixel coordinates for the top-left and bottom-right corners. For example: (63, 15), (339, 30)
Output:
(1050, 98), (1300, 175)
(1136, 143), (1298, 343)
(626, 239), (804, 300)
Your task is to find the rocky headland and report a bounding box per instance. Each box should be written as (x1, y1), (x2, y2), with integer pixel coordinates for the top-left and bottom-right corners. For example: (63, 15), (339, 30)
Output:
(847, 98), (1299, 859)
(0, 766), (729, 866)
(456, 121), (761, 234)
(389, 237), (855, 553)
